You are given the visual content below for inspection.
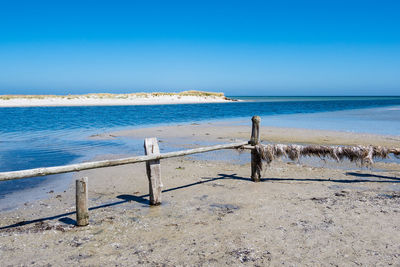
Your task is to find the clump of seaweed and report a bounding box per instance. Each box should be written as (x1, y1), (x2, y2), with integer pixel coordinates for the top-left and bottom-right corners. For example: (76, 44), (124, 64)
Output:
(254, 144), (400, 171)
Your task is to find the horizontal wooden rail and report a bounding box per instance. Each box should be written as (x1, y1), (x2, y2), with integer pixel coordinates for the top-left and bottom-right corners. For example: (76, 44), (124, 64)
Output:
(0, 141), (249, 182)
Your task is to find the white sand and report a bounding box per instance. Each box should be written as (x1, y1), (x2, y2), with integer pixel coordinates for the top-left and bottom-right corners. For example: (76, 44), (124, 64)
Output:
(0, 94), (233, 107)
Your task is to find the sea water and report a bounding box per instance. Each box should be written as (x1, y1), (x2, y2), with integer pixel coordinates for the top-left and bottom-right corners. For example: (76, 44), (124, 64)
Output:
(1, 96), (400, 210)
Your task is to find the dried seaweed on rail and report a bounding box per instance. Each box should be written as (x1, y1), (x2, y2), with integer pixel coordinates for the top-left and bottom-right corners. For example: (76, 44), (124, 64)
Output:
(254, 144), (400, 171)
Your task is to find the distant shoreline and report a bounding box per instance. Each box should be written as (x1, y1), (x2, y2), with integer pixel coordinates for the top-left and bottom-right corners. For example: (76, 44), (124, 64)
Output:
(0, 91), (236, 107)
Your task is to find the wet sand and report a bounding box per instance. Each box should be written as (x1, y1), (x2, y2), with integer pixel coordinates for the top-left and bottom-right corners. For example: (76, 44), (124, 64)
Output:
(104, 120), (400, 147)
(1, 123), (400, 266)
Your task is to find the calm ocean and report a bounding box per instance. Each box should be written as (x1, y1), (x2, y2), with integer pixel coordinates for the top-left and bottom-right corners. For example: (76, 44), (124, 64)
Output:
(1, 96), (400, 210)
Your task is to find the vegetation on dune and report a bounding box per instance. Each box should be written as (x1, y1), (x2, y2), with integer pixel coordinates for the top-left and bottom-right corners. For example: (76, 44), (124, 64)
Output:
(0, 91), (226, 100)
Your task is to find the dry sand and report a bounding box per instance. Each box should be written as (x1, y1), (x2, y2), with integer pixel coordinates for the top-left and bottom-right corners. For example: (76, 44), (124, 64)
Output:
(0, 93), (233, 107)
(1, 123), (400, 266)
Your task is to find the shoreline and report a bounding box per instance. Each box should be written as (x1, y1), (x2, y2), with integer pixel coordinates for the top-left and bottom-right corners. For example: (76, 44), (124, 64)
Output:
(2, 121), (400, 211)
(0, 91), (236, 107)
(2, 121), (400, 212)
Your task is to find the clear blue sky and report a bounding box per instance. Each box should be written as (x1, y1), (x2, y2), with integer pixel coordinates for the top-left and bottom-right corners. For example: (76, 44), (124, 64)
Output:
(0, 0), (399, 96)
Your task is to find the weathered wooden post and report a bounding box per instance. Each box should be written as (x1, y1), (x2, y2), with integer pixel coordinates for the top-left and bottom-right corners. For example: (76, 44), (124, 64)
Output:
(144, 137), (163, 205)
(250, 116), (261, 182)
(76, 177), (89, 226)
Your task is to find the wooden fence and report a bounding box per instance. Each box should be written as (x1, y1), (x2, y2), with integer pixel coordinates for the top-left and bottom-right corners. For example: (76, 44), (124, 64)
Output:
(0, 116), (261, 226)
(2, 116), (398, 227)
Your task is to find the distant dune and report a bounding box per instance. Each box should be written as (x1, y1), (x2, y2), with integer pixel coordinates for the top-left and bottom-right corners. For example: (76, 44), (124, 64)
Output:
(0, 91), (236, 107)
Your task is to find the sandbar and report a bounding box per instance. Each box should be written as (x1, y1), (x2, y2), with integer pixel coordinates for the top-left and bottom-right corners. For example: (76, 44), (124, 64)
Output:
(0, 91), (235, 107)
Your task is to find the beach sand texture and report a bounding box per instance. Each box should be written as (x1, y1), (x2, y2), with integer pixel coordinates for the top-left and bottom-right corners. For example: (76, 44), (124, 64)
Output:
(1, 124), (400, 266)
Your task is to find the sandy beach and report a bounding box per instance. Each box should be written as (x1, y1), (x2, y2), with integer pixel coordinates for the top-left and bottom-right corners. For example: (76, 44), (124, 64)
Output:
(1, 123), (400, 266)
(0, 91), (234, 107)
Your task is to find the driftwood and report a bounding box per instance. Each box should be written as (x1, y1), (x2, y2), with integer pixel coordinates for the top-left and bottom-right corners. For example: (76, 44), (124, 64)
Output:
(254, 144), (400, 172)
(0, 141), (249, 181)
